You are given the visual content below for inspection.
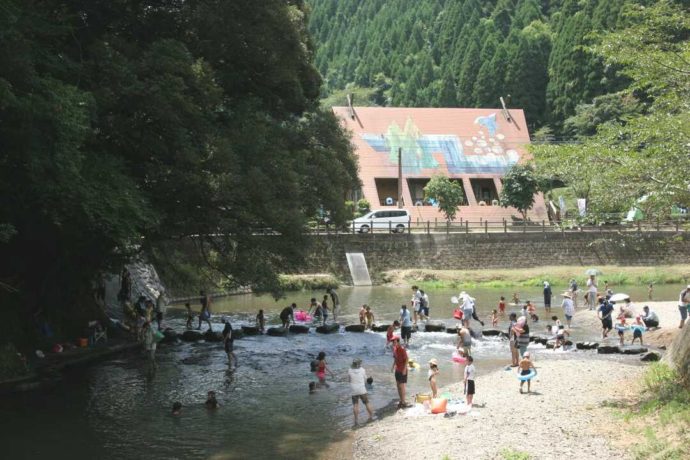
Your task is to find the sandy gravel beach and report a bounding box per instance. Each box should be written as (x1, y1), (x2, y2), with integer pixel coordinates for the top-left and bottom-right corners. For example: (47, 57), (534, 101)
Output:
(350, 301), (682, 460)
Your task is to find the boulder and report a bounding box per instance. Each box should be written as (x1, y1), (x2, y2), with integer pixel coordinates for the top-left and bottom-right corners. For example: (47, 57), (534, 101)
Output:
(620, 346), (648, 355)
(345, 324), (366, 333)
(372, 324), (389, 332)
(597, 345), (620, 354)
(203, 330), (223, 342)
(546, 340), (574, 349)
(267, 327), (288, 337)
(289, 325), (310, 334)
(316, 324), (340, 334)
(576, 342), (600, 350)
(241, 326), (261, 336)
(161, 328), (179, 344)
(530, 335), (549, 345)
(424, 322), (446, 333)
(231, 329), (244, 340)
(180, 330), (203, 342)
(640, 351), (661, 362)
(446, 328), (460, 334)
(481, 328), (504, 337)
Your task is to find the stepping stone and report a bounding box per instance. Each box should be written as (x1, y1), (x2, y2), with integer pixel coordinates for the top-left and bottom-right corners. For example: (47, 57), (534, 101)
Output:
(203, 331), (223, 342)
(597, 345), (620, 354)
(576, 342), (599, 350)
(267, 327), (288, 337)
(620, 346), (648, 355)
(316, 324), (340, 334)
(345, 324), (365, 333)
(180, 330), (203, 342)
(289, 325), (310, 334)
(371, 324), (390, 332)
(481, 328), (504, 337)
(241, 326), (260, 335)
(161, 328), (179, 344)
(424, 322), (446, 332)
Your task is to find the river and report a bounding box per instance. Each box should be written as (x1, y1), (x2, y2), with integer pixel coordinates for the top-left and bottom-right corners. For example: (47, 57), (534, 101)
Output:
(1, 283), (681, 459)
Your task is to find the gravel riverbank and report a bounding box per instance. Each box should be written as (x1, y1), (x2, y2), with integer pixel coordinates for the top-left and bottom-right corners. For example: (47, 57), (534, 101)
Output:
(350, 300), (682, 460)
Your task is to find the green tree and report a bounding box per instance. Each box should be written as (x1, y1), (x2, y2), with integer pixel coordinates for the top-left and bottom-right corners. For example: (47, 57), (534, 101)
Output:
(424, 176), (465, 222)
(500, 164), (540, 221)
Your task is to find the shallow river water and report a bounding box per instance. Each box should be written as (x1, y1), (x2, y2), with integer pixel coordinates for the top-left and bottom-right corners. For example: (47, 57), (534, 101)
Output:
(1, 283), (682, 459)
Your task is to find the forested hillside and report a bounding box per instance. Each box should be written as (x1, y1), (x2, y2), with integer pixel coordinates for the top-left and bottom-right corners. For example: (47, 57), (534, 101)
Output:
(308, 0), (630, 132)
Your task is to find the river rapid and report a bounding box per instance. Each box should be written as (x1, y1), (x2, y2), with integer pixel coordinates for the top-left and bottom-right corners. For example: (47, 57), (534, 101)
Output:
(1, 284), (681, 459)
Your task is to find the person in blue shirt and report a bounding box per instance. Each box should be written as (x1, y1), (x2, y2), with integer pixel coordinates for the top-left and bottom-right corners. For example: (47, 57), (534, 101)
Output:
(598, 298), (615, 339)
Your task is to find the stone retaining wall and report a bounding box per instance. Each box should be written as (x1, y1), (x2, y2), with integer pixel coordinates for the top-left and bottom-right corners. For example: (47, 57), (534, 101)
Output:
(301, 232), (690, 281)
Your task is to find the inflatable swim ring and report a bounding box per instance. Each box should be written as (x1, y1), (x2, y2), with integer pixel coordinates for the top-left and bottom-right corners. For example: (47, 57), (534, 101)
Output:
(615, 325), (629, 333)
(407, 359), (421, 371)
(517, 369), (537, 381)
(294, 310), (313, 322)
(451, 351), (468, 364)
(630, 324), (645, 333)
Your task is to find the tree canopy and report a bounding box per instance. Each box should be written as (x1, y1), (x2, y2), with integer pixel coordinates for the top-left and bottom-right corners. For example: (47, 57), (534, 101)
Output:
(500, 164), (540, 221)
(424, 175), (465, 221)
(0, 0), (358, 341)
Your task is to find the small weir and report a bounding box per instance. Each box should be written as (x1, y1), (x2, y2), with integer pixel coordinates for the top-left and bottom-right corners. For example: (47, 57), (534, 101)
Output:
(345, 252), (372, 286)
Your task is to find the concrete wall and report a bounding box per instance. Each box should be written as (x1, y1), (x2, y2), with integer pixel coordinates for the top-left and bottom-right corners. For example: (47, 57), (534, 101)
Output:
(302, 232), (690, 281)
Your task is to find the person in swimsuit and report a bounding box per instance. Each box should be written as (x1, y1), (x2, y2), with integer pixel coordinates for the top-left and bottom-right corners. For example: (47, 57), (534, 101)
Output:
(359, 305), (367, 325)
(321, 295), (330, 325)
(205, 391), (219, 409)
(428, 358), (440, 398)
(222, 318), (237, 369)
(198, 290), (212, 331)
(256, 309), (265, 333)
(326, 288), (340, 322)
(185, 302), (194, 329)
(498, 296), (506, 315)
(518, 352), (536, 393)
(385, 321), (400, 351)
(315, 351), (333, 386)
(365, 306), (375, 330)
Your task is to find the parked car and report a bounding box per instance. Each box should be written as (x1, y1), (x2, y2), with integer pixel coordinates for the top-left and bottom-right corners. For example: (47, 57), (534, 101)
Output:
(352, 209), (410, 233)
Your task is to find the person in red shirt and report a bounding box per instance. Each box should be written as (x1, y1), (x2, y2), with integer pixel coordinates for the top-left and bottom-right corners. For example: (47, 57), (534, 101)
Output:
(385, 321), (400, 351)
(391, 337), (409, 408)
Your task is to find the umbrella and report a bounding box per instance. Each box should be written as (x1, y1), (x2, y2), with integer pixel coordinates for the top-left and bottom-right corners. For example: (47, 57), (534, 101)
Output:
(609, 293), (630, 302)
(585, 268), (603, 276)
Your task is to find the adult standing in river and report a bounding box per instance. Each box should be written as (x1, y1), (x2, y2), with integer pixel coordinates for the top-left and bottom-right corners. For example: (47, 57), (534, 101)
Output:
(155, 289), (166, 331)
(678, 285), (690, 328)
(411, 285), (422, 324)
(391, 337), (409, 409)
(508, 313), (519, 366)
(280, 304), (295, 328)
(349, 358), (374, 426)
(326, 288), (340, 322)
(543, 282), (552, 313)
(586, 275), (598, 310)
(399, 304), (412, 347)
(222, 318), (237, 369)
(561, 292), (575, 329)
(598, 297), (614, 338)
(198, 290), (212, 331)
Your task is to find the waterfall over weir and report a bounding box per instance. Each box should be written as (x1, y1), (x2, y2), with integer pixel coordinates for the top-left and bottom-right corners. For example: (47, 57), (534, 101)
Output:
(345, 252), (372, 286)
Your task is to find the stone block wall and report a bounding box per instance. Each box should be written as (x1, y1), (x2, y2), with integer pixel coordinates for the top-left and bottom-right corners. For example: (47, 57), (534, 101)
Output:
(301, 232), (690, 282)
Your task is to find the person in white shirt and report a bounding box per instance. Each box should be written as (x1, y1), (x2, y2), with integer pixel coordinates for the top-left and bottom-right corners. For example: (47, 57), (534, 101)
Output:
(641, 305), (659, 328)
(464, 356), (476, 407)
(586, 275), (598, 310)
(561, 292), (575, 329)
(348, 358), (373, 426)
(411, 285), (422, 324)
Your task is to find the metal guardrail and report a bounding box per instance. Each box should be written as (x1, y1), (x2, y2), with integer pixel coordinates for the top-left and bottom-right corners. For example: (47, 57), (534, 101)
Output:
(307, 218), (690, 235)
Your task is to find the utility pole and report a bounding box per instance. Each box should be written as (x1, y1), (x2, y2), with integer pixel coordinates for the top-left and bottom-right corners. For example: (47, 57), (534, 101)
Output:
(398, 147), (403, 208)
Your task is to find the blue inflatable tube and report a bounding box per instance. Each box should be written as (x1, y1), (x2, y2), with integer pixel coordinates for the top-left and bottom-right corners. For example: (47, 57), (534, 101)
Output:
(517, 369), (537, 381)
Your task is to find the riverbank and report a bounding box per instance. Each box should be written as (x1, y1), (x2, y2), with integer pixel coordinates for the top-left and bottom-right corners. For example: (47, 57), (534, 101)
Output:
(349, 300), (684, 459)
(381, 265), (690, 289)
(354, 358), (644, 460)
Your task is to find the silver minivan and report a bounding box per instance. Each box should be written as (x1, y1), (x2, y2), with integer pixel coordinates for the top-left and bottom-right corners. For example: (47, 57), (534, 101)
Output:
(352, 209), (411, 233)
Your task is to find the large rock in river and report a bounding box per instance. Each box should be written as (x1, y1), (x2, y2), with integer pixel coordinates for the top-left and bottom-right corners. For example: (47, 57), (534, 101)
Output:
(597, 345), (620, 354)
(576, 342), (599, 350)
(181, 330), (203, 342)
(424, 322), (446, 332)
(242, 326), (261, 335)
(316, 324), (340, 334)
(267, 327), (288, 337)
(289, 325), (310, 334)
(620, 346), (648, 355)
(161, 328), (179, 344)
(372, 324), (389, 332)
(203, 330), (223, 342)
(641, 351), (661, 362)
(345, 324), (365, 333)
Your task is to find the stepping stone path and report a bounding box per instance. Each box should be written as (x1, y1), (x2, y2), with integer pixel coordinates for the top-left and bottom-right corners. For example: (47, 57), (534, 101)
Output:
(345, 324), (365, 332)
(316, 324), (340, 334)
(289, 325), (310, 334)
(267, 327), (288, 337)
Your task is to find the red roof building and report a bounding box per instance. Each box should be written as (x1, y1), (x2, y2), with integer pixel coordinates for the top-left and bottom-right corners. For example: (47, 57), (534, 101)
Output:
(333, 106), (547, 223)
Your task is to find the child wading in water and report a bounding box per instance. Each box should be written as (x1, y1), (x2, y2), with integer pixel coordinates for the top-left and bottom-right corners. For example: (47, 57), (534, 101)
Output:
(315, 351), (334, 386)
(464, 356), (476, 407)
(490, 309), (499, 327)
(631, 316), (645, 345)
(498, 296), (506, 315)
(428, 359), (440, 398)
(518, 352), (536, 393)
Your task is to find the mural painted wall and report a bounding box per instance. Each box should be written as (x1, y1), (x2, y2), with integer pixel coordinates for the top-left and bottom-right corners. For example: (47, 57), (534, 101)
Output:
(361, 113), (519, 174)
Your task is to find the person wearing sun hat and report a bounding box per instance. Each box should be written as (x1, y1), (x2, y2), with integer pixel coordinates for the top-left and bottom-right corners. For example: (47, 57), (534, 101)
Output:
(349, 358), (373, 425)
(561, 291), (575, 329)
(427, 358), (440, 398)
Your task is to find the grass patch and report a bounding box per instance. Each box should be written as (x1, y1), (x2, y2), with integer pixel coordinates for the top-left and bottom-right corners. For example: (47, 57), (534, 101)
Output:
(383, 265), (690, 289)
(500, 448), (531, 460)
(619, 363), (690, 459)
